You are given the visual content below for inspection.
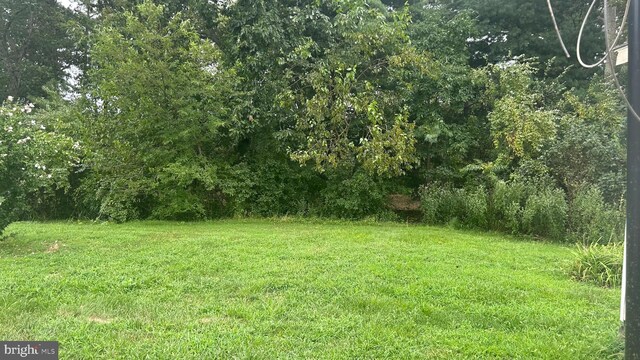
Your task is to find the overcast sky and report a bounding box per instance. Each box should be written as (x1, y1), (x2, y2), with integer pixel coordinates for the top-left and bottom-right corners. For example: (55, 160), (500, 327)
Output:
(57, 0), (76, 10)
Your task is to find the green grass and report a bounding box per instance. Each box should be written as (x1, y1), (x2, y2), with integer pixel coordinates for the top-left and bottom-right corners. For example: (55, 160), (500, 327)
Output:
(0, 220), (623, 359)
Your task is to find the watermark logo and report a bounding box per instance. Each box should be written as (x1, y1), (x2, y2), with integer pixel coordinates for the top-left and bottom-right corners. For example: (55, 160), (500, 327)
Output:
(1, 342), (58, 359)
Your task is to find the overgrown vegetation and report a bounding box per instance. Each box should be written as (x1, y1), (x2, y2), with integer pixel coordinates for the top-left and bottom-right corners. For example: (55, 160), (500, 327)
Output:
(571, 243), (624, 288)
(420, 181), (624, 245)
(0, 0), (628, 256)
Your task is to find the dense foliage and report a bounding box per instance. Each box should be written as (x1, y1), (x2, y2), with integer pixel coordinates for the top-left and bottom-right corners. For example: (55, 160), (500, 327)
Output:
(0, 97), (77, 234)
(0, 0), (628, 246)
(0, 0), (77, 100)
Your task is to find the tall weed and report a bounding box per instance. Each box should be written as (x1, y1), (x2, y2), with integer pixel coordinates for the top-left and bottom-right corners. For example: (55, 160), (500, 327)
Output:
(570, 243), (623, 288)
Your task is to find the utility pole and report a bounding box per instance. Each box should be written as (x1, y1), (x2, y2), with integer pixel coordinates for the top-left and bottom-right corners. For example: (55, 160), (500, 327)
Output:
(627, 0), (640, 358)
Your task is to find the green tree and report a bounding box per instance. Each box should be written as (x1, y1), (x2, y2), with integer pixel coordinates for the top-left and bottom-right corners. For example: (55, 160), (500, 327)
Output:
(0, 97), (77, 235)
(82, 0), (237, 221)
(284, 4), (423, 176)
(405, 2), (492, 186)
(0, 0), (77, 100)
(445, 0), (606, 86)
(545, 80), (625, 201)
(222, 1), (445, 176)
(486, 63), (557, 169)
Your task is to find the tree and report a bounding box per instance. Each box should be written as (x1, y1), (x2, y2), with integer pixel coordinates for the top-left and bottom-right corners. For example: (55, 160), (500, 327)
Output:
(486, 62), (558, 169)
(0, 97), (77, 235)
(0, 0), (77, 100)
(404, 2), (492, 186)
(545, 81), (625, 202)
(82, 0), (237, 221)
(283, 3), (423, 176)
(221, 0), (450, 177)
(445, 0), (606, 87)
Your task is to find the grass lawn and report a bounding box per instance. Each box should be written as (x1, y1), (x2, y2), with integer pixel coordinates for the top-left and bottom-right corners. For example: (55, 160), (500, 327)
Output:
(0, 220), (622, 359)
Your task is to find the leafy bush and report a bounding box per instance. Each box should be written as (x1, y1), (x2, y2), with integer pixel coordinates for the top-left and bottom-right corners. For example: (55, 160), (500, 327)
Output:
(149, 161), (219, 220)
(492, 180), (569, 240)
(244, 160), (323, 217)
(546, 82), (625, 203)
(81, 2), (238, 222)
(152, 189), (207, 221)
(0, 97), (77, 234)
(464, 186), (489, 228)
(420, 180), (626, 245)
(420, 185), (455, 225)
(570, 243), (623, 288)
(320, 170), (391, 219)
(420, 185), (445, 224)
(94, 176), (149, 223)
(421, 179), (568, 241)
(569, 185), (624, 245)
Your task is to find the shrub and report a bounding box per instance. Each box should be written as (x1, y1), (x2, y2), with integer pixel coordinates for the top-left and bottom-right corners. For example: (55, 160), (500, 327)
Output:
(95, 186), (145, 223)
(420, 185), (446, 224)
(0, 98), (77, 235)
(438, 188), (466, 225)
(491, 180), (531, 234)
(521, 187), (568, 240)
(569, 185), (624, 245)
(420, 181), (584, 240)
(320, 170), (390, 219)
(420, 185), (456, 225)
(150, 162), (217, 220)
(460, 186), (489, 228)
(570, 243), (623, 288)
(244, 160), (323, 217)
(151, 189), (206, 220)
(419, 185), (488, 229)
(489, 180), (569, 240)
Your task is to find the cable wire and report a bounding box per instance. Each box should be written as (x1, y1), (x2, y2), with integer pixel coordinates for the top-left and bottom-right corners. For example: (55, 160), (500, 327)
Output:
(576, 0), (629, 69)
(547, 0), (640, 121)
(602, 0), (640, 122)
(547, 0), (571, 58)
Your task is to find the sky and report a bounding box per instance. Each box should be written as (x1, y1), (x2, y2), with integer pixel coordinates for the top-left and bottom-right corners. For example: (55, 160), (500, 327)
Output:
(56, 0), (77, 10)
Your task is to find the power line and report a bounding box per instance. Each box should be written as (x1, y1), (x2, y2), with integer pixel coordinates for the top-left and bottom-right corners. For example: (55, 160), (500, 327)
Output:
(546, 0), (571, 58)
(602, 0), (640, 123)
(576, 0), (629, 69)
(547, 0), (640, 122)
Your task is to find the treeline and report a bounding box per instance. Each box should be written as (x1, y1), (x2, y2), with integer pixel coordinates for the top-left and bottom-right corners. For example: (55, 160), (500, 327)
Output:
(0, 0), (626, 244)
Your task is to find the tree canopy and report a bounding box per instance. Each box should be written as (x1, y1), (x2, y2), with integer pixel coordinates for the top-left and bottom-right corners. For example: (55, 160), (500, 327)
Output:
(0, 0), (627, 241)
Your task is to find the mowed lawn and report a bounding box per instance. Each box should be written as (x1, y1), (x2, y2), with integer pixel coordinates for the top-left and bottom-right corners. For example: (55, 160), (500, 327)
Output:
(0, 220), (622, 359)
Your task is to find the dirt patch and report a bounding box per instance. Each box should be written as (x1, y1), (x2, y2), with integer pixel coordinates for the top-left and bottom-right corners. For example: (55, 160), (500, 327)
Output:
(45, 241), (61, 253)
(198, 315), (236, 325)
(88, 316), (113, 324)
(46, 273), (62, 281)
(57, 309), (74, 317)
(199, 317), (215, 324)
